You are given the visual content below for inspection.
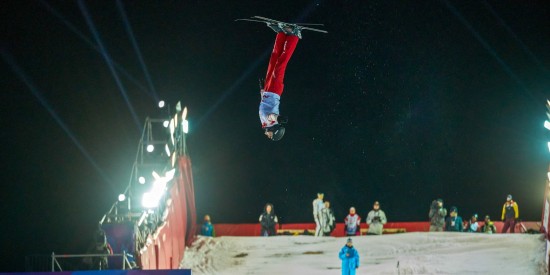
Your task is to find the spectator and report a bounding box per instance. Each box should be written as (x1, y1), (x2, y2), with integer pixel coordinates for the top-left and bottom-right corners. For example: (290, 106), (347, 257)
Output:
(344, 207), (361, 236)
(429, 199), (447, 232)
(481, 215), (497, 234)
(445, 206), (464, 232)
(259, 203), (278, 236)
(366, 201), (387, 235)
(200, 214), (215, 237)
(338, 238), (359, 275)
(501, 194), (519, 233)
(320, 200), (336, 236)
(313, 193), (325, 237)
(465, 214), (479, 232)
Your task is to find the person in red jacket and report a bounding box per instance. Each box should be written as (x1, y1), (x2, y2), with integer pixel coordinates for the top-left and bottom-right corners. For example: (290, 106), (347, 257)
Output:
(259, 23), (302, 141)
(501, 194), (519, 233)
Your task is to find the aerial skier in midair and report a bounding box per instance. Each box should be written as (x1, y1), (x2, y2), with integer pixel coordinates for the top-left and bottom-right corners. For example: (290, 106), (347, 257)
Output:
(237, 16), (327, 141)
(259, 23), (301, 141)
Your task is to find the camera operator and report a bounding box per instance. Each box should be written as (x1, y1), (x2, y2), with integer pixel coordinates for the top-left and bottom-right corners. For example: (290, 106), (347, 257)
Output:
(429, 198), (447, 232)
(366, 201), (387, 235)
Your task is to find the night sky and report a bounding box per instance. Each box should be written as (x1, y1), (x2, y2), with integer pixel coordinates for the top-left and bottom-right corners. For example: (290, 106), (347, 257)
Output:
(1, 0), (550, 271)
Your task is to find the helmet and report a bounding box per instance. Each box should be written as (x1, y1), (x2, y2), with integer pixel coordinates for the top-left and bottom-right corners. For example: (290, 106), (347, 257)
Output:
(266, 124), (285, 141)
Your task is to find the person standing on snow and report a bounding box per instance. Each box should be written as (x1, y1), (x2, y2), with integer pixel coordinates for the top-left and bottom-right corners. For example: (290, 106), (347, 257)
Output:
(258, 23), (302, 141)
(200, 214), (215, 237)
(344, 207), (361, 236)
(313, 193), (325, 236)
(481, 215), (497, 234)
(339, 238), (360, 275)
(464, 214), (479, 233)
(445, 206), (464, 232)
(320, 200), (336, 236)
(366, 201), (387, 235)
(259, 203), (278, 236)
(501, 194), (519, 233)
(429, 199), (447, 232)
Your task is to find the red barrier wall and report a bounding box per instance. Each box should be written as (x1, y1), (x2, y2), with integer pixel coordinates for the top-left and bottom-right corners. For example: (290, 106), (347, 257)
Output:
(140, 156), (197, 270)
(210, 221), (540, 237)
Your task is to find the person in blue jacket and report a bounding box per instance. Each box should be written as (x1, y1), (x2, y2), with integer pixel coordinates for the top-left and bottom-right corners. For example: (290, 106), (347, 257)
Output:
(200, 215), (215, 237)
(339, 238), (359, 275)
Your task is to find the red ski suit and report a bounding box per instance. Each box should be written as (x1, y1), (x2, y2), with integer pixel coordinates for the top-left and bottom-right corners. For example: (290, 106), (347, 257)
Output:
(259, 32), (299, 128)
(264, 32), (299, 95)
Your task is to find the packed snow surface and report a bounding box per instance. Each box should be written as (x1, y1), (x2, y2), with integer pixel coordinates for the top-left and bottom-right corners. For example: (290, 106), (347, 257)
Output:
(181, 232), (546, 274)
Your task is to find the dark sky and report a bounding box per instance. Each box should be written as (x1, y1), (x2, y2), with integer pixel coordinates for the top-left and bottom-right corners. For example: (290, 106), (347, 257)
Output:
(1, 0), (549, 271)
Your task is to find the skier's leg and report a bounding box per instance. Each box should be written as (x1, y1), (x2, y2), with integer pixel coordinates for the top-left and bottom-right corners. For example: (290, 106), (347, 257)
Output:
(264, 35), (299, 96)
(264, 32), (287, 91)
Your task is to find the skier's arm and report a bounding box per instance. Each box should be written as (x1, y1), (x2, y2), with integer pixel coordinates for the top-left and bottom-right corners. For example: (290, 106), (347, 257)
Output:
(513, 203), (519, 219)
(380, 211), (387, 225)
(501, 204), (506, 220)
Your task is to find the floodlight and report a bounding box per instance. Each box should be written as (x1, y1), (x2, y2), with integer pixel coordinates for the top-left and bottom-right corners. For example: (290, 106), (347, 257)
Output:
(182, 120), (189, 134)
(152, 170), (161, 180)
(171, 152), (176, 167)
(165, 168), (176, 181)
(548, 142), (550, 153)
(146, 144), (154, 152)
(182, 107), (188, 121)
(138, 176), (146, 184)
(165, 144), (171, 157)
(169, 119), (175, 145)
(544, 120), (550, 130)
(158, 100), (165, 108)
(142, 192), (158, 208)
(548, 172), (550, 181)
(163, 120), (169, 128)
(118, 194), (126, 202)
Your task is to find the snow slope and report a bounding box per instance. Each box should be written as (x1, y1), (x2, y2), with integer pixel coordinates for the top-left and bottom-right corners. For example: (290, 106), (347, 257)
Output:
(181, 233), (546, 274)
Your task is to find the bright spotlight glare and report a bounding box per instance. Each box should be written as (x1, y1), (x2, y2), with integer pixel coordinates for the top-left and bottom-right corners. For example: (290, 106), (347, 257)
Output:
(118, 194), (126, 202)
(163, 120), (169, 128)
(141, 169), (177, 208)
(544, 120), (550, 130)
(548, 141), (550, 153)
(146, 144), (154, 152)
(158, 100), (165, 108)
(138, 176), (146, 184)
(142, 192), (158, 208)
(182, 120), (189, 134)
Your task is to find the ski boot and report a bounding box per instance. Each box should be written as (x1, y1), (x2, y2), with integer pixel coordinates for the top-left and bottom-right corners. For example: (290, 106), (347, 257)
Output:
(281, 24), (302, 39)
(267, 22), (285, 33)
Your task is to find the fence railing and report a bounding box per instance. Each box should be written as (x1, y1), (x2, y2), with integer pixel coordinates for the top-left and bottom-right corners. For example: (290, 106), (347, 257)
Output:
(51, 252), (133, 271)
